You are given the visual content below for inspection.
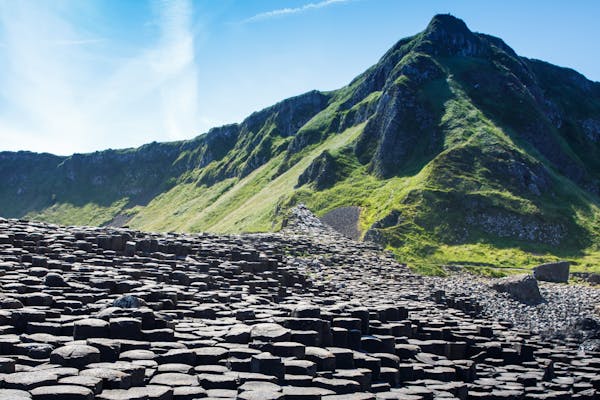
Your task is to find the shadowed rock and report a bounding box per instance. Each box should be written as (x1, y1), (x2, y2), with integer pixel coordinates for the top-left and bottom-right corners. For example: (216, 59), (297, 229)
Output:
(533, 261), (570, 283)
(491, 274), (543, 304)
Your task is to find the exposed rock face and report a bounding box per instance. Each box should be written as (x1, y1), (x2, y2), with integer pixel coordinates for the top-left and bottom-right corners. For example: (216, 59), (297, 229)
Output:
(364, 210), (402, 244)
(238, 91), (330, 178)
(419, 14), (486, 57)
(465, 211), (566, 246)
(0, 89), (329, 220)
(296, 151), (339, 190)
(354, 62), (442, 178)
(533, 261), (570, 283)
(582, 118), (600, 143)
(0, 215), (599, 398)
(491, 274), (543, 304)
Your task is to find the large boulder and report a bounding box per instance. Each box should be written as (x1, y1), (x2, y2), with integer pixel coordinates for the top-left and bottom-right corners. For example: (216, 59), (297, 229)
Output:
(533, 261), (570, 283)
(491, 274), (543, 304)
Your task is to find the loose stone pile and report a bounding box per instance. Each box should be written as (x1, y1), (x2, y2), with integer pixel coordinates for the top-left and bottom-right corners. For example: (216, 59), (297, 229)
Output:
(0, 210), (598, 399)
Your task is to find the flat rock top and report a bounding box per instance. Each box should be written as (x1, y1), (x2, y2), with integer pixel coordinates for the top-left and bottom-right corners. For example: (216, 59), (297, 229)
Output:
(250, 323), (291, 341)
(0, 216), (597, 399)
(0, 389), (32, 400)
(52, 345), (101, 358)
(30, 384), (93, 396)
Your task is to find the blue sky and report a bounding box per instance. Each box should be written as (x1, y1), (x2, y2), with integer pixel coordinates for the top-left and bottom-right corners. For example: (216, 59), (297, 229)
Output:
(0, 0), (598, 155)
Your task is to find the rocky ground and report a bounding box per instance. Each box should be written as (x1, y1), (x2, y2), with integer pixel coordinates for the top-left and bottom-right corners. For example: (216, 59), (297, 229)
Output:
(429, 275), (600, 338)
(319, 207), (362, 241)
(0, 207), (598, 399)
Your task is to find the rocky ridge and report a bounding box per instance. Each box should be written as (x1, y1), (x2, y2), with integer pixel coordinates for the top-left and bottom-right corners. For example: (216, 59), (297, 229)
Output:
(2, 15), (600, 272)
(0, 207), (598, 399)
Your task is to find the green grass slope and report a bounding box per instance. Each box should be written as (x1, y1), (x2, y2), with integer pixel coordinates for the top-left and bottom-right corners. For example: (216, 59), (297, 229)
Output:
(128, 123), (365, 233)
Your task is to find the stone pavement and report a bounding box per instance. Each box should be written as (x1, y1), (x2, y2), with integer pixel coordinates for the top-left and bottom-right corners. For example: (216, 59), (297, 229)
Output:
(0, 213), (598, 399)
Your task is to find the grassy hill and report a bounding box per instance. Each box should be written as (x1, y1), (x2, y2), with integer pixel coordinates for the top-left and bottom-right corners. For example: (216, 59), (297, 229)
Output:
(2, 15), (600, 275)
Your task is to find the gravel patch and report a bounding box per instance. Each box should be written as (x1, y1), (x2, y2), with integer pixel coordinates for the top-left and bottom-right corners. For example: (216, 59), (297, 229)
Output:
(428, 275), (600, 336)
(320, 206), (362, 240)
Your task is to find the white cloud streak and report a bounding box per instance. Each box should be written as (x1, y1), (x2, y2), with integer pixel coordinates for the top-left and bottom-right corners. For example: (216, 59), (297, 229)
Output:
(49, 38), (106, 46)
(243, 0), (352, 23)
(0, 0), (201, 155)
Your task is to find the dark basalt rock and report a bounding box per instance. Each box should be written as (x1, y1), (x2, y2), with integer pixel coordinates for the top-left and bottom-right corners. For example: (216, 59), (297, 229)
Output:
(30, 384), (94, 400)
(73, 319), (110, 340)
(297, 151), (340, 190)
(533, 261), (570, 283)
(251, 323), (291, 343)
(0, 389), (32, 400)
(0, 212), (597, 399)
(3, 371), (59, 391)
(49, 345), (101, 369)
(491, 274), (543, 304)
(355, 78), (441, 179)
(44, 273), (69, 288)
(418, 14), (485, 57)
(0, 295), (24, 309)
(111, 295), (146, 309)
(364, 210), (402, 243)
(571, 271), (600, 285)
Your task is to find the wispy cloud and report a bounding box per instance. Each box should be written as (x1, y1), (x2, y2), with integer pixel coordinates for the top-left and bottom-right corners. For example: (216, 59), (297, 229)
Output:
(49, 38), (106, 46)
(243, 0), (352, 23)
(0, 0), (201, 155)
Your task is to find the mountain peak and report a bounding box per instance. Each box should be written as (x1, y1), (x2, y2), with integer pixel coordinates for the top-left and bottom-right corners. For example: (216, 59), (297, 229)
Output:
(426, 14), (472, 36)
(419, 14), (483, 57)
